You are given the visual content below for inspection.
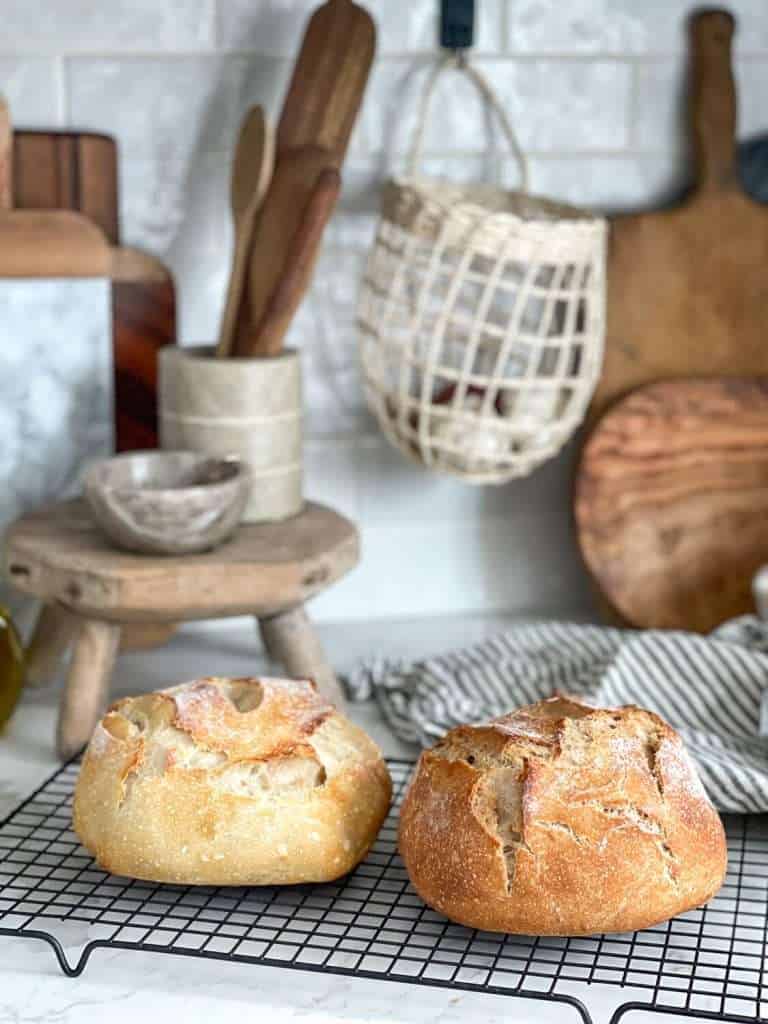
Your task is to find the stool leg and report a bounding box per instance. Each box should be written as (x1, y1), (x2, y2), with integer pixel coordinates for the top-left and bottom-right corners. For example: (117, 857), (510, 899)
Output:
(257, 617), (281, 664)
(257, 605), (345, 708)
(56, 617), (120, 761)
(25, 603), (76, 687)
(120, 622), (177, 652)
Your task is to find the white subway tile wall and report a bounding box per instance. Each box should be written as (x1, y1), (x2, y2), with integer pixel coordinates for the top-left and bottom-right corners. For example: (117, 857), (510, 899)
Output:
(3, 0), (767, 622)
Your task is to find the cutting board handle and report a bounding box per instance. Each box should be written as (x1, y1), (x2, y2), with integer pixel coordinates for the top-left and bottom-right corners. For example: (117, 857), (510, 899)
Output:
(690, 8), (737, 194)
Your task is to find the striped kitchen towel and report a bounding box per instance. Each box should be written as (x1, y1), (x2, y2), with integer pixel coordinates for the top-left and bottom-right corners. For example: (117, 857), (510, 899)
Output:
(346, 616), (768, 814)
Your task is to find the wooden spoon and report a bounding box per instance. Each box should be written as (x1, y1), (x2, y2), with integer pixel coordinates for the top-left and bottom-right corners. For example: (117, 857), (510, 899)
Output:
(215, 106), (274, 358)
(0, 96), (12, 210)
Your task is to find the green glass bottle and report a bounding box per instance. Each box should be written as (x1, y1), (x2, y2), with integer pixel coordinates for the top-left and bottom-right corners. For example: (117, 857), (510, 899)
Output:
(0, 605), (24, 730)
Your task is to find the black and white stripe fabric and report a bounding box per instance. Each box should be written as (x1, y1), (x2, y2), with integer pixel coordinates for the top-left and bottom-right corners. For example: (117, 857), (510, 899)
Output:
(345, 616), (768, 814)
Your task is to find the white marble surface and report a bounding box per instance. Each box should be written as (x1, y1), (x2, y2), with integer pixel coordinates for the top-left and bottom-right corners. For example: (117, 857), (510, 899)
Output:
(0, 613), (725, 1024)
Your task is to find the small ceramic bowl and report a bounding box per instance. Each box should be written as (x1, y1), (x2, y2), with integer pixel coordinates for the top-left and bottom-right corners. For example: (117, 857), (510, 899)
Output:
(84, 451), (250, 555)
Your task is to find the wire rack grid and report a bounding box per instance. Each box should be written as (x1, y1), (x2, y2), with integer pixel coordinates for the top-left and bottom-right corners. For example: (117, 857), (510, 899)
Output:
(0, 758), (766, 1024)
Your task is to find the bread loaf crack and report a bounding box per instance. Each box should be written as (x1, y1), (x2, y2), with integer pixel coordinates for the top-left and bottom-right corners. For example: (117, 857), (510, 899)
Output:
(574, 799), (680, 890)
(398, 696), (720, 933)
(540, 821), (586, 846)
(644, 731), (665, 799)
(73, 676), (393, 886)
(488, 764), (529, 892)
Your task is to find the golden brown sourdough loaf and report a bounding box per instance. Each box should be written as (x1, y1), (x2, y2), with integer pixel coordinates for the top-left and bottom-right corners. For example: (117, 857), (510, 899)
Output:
(74, 677), (391, 885)
(399, 696), (726, 935)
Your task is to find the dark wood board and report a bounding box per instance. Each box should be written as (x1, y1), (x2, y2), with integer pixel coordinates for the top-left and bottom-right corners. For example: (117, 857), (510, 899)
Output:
(12, 130), (176, 451)
(111, 248), (176, 451)
(13, 130), (118, 244)
(590, 10), (768, 425)
(576, 377), (768, 634)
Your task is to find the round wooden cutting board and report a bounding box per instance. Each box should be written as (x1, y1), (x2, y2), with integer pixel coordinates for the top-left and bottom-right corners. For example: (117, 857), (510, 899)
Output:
(575, 377), (768, 633)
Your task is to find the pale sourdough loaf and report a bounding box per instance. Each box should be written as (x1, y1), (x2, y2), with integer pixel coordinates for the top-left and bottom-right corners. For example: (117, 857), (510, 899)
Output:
(74, 676), (391, 885)
(399, 696), (727, 935)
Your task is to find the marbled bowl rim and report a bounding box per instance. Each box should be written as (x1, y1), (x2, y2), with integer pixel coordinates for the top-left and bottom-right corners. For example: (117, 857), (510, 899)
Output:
(84, 450), (250, 501)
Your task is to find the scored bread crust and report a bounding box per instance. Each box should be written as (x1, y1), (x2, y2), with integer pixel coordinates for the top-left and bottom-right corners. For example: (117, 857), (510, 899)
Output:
(73, 676), (392, 885)
(399, 696), (727, 935)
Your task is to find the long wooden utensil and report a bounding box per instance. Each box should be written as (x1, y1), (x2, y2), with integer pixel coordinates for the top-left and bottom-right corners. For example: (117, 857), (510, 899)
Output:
(0, 97), (11, 210)
(233, 145), (337, 357)
(253, 167), (341, 357)
(215, 106), (274, 358)
(277, 0), (375, 159)
(590, 9), (768, 424)
(234, 0), (375, 357)
(576, 377), (768, 634)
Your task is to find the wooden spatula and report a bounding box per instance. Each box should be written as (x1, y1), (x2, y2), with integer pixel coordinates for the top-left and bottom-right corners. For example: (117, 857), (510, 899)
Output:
(590, 9), (768, 424)
(277, 0), (376, 159)
(0, 97), (11, 211)
(215, 106), (274, 358)
(252, 166), (341, 357)
(233, 145), (337, 357)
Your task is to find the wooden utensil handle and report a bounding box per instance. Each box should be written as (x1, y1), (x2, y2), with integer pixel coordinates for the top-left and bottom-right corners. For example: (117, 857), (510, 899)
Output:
(689, 8), (737, 193)
(247, 167), (341, 358)
(233, 145), (336, 358)
(216, 106), (273, 359)
(0, 98), (12, 210)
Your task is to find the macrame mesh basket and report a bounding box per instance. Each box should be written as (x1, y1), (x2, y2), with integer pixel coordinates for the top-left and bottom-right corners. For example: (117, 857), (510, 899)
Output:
(358, 58), (607, 485)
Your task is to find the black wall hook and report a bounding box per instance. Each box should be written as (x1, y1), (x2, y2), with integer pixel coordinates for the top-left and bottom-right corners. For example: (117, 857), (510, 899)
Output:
(440, 0), (475, 50)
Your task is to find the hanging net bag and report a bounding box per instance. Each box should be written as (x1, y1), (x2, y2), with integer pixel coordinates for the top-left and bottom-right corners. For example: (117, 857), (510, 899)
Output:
(358, 56), (607, 484)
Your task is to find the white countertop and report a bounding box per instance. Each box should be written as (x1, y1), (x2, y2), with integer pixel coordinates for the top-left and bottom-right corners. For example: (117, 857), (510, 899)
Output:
(0, 615), (707, 1024)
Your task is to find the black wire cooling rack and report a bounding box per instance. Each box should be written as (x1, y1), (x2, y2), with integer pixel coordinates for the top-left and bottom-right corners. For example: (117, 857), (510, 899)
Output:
(0, 758), (766, 1024)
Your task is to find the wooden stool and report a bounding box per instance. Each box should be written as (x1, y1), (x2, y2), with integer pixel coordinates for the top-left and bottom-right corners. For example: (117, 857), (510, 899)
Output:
(5, 499), (359, 760)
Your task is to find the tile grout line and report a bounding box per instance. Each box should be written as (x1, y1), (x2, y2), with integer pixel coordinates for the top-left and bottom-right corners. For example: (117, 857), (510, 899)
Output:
(209, 0), (221, 51)
(499, 0), (510, 56)
(54, 55), (67, 127)
(627, 59), (641, 152)
(2, 50), (764, 61)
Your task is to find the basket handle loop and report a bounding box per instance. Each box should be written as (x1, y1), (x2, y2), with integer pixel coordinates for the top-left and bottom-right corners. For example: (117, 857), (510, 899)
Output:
(406, 53), (529, 192)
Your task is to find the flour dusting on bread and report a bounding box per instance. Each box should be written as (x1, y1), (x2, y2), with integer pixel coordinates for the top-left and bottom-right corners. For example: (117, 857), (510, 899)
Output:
(73, 676), (392, 886)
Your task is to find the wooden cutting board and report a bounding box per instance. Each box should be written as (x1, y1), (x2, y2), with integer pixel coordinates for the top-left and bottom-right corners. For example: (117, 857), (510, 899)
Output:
(0, 210), (111, 276)
(575, 377), (768, 633)
(590, 9), (768, 424)
(13, 129), (176, 451)
(110, 247), (176, 451)
(12, 130), (118, 244)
